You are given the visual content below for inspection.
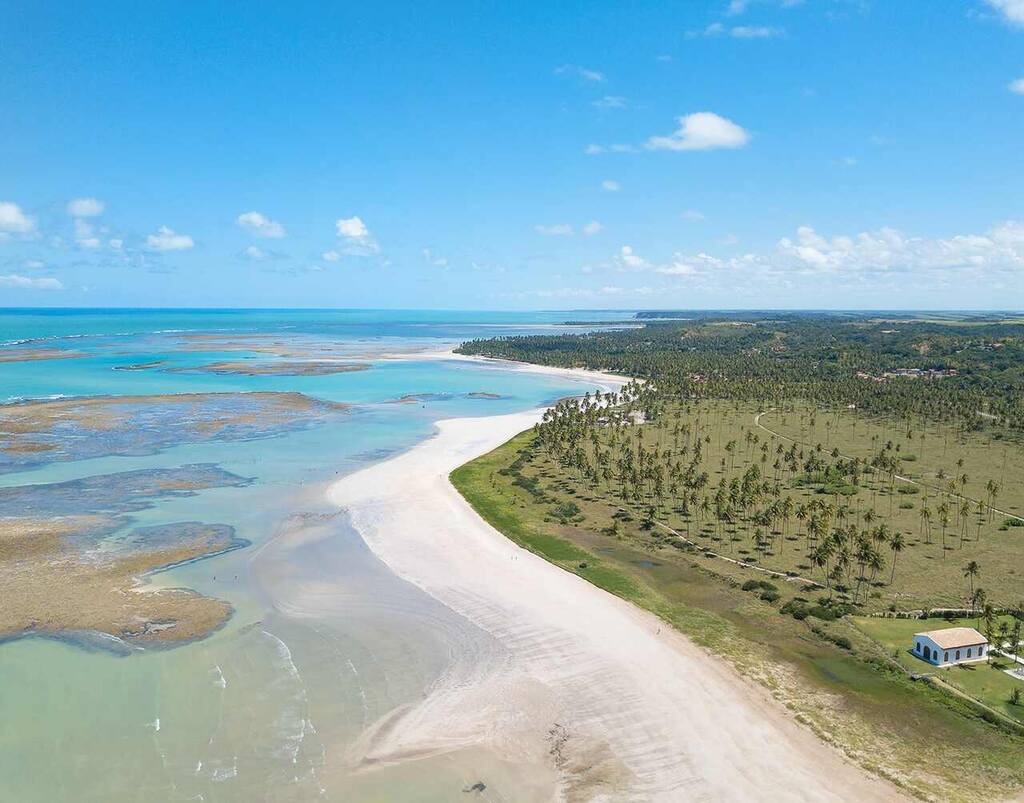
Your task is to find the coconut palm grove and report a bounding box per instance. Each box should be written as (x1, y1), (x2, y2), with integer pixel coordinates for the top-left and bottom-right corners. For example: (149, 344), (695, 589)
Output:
(454, 310), (1024, 798)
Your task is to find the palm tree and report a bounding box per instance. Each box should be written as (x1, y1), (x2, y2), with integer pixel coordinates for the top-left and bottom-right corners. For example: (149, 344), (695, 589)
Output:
(919, 505), (932, 543)
(971, 588), (987, 624)
(963, 561), (980, 598)
(889, 531), (905, 585)
(958, 499), (971, 547)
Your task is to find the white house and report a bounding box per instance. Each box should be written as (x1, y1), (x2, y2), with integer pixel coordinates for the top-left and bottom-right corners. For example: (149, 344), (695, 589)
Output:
(912, 626), (988, 667)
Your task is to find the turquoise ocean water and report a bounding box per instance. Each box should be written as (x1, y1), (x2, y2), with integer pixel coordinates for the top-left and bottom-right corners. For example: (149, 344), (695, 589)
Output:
(0, 309), (630, 802)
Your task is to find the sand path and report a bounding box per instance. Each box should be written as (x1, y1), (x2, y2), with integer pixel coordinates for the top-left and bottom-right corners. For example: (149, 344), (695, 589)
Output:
(327, 366), (902, 801)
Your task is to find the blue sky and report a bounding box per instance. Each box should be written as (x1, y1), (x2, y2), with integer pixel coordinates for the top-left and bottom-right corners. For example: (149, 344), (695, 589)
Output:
(1, 0), (1022, 309)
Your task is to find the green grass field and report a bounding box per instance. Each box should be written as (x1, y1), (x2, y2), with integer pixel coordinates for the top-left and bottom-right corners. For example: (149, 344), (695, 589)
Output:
(452, 416), (1024, 801)
(853, 615), (1024, 721)
(758, 402), (1024, 611)
(527, 398), (1022, 616)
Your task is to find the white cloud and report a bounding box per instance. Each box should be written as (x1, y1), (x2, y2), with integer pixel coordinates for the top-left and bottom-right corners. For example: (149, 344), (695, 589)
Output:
(681, 209), (706, 221)
(336, 216), (368, 239)
(986, 0), (1024, 26)
(0, 201), (36, 235)
(535, 224), (574, 236)
(554, 64), (605, 82)
(145, 225), (194, 251)
(687, 22), (783, 38)
(509, 284), (653, 300)
(583, 221), (603, 236)
(109, 238), (123, 250)
(730, 25), (783, 38)
(237, 211), (286, 238)
(687, 22), (726, 37)
(67, 197), (104, 217)
(422, 248), (449, 268)
(601, 179), (621, 192)
(73, 218), (101, 249)
(335, 216), (379, 255)
(585, 143), (638, 155)
(617, 245), (648, 270)
(0, 274), (63, 290)
(1010, 77), (1024, 94)
(321, 249), (341, 262)
(727, 0), (804, 14)
(628, 219), (1024, 282)
(242, 245), (268, 261)
(774, 221), (1024, 274)
(656, 261), (698, 276)
(646, 112), (751, 152)
(592, 95), (628, 109)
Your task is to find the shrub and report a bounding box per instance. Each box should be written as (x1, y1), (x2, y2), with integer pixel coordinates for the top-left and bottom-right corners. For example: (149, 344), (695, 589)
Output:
(551, 501), (580, 521)
(781, 599), (810, 620)
(811, 626), (852, 650)
(760, 590), (781, 603)
(1004, 518), (1024, 528)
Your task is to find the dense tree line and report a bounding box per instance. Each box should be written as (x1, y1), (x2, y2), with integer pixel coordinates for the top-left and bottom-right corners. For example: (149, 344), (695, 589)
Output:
(458, 315), (1024, 435)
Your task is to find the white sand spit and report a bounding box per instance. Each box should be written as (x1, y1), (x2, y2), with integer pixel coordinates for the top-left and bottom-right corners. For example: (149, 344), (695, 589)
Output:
(327, 367), (902, 802)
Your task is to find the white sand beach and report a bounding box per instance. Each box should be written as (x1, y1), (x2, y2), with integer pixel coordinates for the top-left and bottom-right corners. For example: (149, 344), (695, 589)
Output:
(326, 364), (902, 801)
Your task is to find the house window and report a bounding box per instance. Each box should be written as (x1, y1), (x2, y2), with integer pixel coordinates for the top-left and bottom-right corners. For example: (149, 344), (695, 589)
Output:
(955, 650), (961, 661)
(967, 648), (972, 658)
(944, 652), (949, 662)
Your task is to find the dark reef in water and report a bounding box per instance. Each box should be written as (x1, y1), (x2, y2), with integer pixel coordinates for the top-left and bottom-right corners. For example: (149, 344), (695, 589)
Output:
(0, 463), (252, 521)
(0, 464), (255, 649)
(0, 391), (348, 473)
(171, 359), (370, 376)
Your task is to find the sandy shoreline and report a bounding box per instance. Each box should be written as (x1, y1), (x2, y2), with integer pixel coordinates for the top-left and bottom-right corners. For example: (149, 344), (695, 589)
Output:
(326, 360), (901, 801)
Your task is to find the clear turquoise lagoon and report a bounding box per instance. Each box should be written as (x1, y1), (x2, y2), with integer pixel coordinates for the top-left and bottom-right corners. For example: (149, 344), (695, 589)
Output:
(0, 309), (630, 802)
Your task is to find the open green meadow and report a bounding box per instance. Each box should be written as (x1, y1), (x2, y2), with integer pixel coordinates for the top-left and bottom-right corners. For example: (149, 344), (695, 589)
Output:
(854, 615), (1024, 721)
(529, 398), (1023, 616)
